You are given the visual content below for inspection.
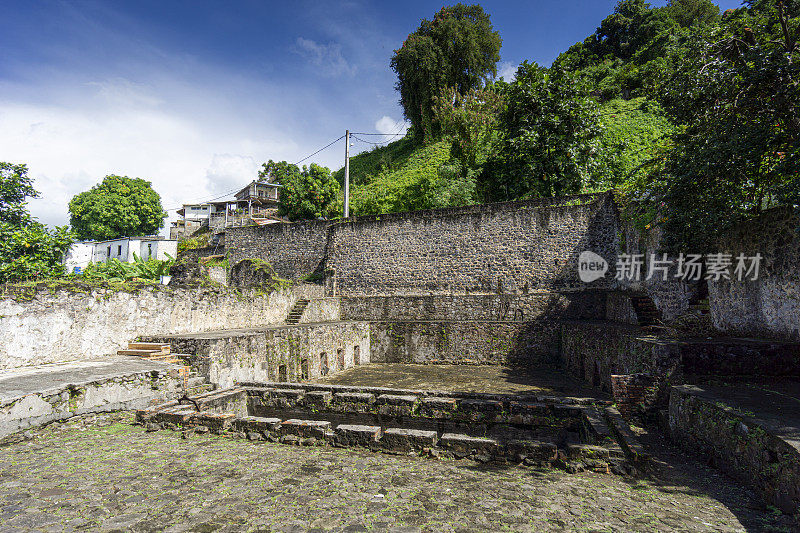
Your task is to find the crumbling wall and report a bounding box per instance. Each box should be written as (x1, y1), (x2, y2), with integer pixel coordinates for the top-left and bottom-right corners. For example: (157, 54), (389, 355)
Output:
(144, 322), (370, 388)
(0, 285), (317, 369)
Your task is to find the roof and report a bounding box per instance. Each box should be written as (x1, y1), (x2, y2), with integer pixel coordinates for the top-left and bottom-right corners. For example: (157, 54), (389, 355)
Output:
(92, 236), (175, 245)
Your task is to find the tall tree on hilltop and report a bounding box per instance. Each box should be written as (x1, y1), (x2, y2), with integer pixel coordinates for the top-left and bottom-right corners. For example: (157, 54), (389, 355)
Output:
(69, 175), (166, 241)
(391, 4), (502, 141)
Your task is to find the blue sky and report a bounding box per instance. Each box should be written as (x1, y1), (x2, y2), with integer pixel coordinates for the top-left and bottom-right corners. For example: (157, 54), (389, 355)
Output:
(0, 0), (745, 228)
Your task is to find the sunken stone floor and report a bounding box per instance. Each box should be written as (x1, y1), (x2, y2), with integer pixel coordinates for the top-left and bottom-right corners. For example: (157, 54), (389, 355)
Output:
(314, 363), (605, 398)
(0, 412), (795, 532)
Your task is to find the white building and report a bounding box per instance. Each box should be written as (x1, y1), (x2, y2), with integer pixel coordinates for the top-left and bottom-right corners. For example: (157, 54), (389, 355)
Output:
(62, 241), (96, 273)
(63, 237), (178, 274)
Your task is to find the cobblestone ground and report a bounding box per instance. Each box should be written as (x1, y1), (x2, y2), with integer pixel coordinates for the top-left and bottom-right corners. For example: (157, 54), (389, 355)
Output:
(0, 413), (795, 532)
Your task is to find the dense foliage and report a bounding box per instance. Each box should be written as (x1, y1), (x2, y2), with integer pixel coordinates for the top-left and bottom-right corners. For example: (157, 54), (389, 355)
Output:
(258, 161), (340, 221)
(391, 4), (502, 140)
(554, 0), (722, 101)
(481, 63), (603, 200)
(80, 254), (174, 283)
(69, 175), (166, 241)
(0, 163), (73, 283)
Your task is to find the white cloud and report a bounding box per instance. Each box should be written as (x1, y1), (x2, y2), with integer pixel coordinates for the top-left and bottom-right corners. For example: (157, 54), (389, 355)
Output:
(0, 75), (297, 234)
(374, 116), (408, 136)
(294, 37), (357, 77)
(498, 61), (519, 82)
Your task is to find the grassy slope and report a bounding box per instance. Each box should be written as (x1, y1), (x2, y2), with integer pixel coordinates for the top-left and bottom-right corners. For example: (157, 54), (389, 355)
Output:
(335, 137), (452, 216)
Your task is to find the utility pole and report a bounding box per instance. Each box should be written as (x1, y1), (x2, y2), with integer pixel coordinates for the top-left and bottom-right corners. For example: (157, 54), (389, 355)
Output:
(343, 130), (350, 218)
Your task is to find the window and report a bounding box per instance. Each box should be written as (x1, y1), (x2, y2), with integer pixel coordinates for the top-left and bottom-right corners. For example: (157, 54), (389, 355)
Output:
(300, 359), (309, 381)
(337, 349), (345, 370)
(117, 245), (122, 256)
(106, 246), (111, 259)
(278, 364), (287, 382)
(353, 346), (360, 366)
(147, 243), (152, 258)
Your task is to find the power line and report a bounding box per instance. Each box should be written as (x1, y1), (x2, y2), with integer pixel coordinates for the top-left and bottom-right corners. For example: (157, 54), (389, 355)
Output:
(292, 135), (345, 165)
(165, 134), (346, 211)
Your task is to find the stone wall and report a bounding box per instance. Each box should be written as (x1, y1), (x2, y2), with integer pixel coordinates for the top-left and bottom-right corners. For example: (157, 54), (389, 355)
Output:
(226, 221), (330, 282)
(0, 285), (318, 369)
(669, 385), (800, 515)
(370, 320), (561, 365)
(0, 364), (179, 438)
(562, 320), (800, 410)
(339, 291), (606, 322)
(225, 194), (619, 296)
(144, 322), (370, 388)
(710, 207), (800, 341)
(328, 194), (618, 296)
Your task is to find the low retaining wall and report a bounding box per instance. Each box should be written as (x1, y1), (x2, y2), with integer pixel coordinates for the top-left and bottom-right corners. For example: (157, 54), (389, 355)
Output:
(0, 362), (180, 438)
(371, 320), (561, 365)
(669, 385), (800, 515)
(143, 322), (370, 388)
(562, 320), (800, 414)
(339, 291), (606, 322)
(0, 284), (319, 369)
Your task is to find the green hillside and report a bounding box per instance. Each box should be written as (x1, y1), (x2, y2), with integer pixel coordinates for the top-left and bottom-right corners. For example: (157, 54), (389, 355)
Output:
(336, 138), (465, 216)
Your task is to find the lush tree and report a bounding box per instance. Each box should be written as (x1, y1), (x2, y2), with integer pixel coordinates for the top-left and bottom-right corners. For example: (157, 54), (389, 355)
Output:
(481, 63), (602, 201)
(645, 0), (800, 251)
(69, 175), (166, 241)
(390, 4), (502, 140)
(432, 83), (505, 171)
(0, 163), (73, 282)
(259, 160), (340, 221)
(0, 162), (38, 225)
(594, 97), (674, 192)
(555, 0), (719, 100)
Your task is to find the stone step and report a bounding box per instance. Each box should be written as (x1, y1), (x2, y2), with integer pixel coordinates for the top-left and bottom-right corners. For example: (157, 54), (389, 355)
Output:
(186, 376), (207, 388)
(118, 349), (162, 357)
(127, 342), (170, 353)
(185, 383), (215, 395)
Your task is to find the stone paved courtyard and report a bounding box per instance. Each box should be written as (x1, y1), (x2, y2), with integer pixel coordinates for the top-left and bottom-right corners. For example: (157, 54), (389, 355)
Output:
(0, 412), (794, 532)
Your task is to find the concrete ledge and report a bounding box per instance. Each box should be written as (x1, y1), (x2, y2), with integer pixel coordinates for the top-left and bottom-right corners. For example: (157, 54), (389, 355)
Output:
(0, 358), (181, 438)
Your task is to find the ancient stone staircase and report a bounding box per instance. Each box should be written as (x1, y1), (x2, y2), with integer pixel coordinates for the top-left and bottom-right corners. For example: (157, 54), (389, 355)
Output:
(117, 342), (214, 396)
(285, 299), (309, 324)
(630, 295), (661, 327)
(117, 342), (179, 363)
(138, 382), (649, 475)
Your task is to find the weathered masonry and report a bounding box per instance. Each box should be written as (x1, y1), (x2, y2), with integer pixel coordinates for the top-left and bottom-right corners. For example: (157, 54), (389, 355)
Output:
(226, 193), (620, 296)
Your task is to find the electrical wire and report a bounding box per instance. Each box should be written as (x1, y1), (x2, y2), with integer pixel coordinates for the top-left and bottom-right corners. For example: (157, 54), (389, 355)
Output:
(164, 134), (346, 211)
